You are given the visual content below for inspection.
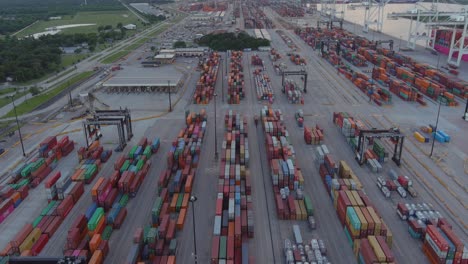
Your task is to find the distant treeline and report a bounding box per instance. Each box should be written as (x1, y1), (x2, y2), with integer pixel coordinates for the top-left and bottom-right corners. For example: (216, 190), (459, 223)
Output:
(0, 0), (124, 35)
(197, 32), (270, 51)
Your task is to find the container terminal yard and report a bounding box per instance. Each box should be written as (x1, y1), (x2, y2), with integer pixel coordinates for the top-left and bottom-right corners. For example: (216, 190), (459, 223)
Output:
(0, 0), (467, 263)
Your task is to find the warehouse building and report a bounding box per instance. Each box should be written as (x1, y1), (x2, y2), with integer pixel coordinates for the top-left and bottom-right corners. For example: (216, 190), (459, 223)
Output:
(102, 67), (183, 93)
(175, 48), (206, 57)
(154, 53), (176, 64)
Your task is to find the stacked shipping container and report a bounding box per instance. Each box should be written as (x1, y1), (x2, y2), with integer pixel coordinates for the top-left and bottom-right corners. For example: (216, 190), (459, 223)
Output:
(227, 51), (245, 104)
(260, 106), (314, 221)
(73, 141), (112, 183)
(211, 111), (253, 263)
(0, 136), (73, 225)
(396, 203), (467, 263)
(63, 137), (157, 263)
(252, 69), (274, 102)
(283, 79), (303, 104)
(194, 52), (220, 104)
(315, 144), (395, 263)
(130, 110), (206, 263)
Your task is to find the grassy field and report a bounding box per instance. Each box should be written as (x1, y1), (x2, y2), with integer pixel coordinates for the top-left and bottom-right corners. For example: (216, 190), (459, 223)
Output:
(47, 68), (76, 84)
(0, 91), (29, 109)
(17, 11), (146, 37)
(100, 50), (129, 64)
(4, 71), (94, 118)
(60, 54), (89, 68)
(0, 88), (17, 96)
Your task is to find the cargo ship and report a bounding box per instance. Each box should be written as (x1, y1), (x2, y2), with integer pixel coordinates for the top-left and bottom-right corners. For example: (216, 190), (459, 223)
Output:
(430, 29), (468, 62)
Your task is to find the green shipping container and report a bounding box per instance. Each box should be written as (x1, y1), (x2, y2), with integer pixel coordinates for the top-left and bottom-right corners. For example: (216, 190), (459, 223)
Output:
(21, 163), (34, 177)
(120, 160), (130, 173)
(219, 236), (227, 259)
(88, 207), (104, 231)
(143, 226), (151, 243)
(119, 194), (129, 207)
(176, 193), (184, 212)
(129, 146), (138, 159)
(146, 228), (158, 244)
(152, 197), (163, 218)
(143, 146), (152, 159)
(102, 225), (113, 240)
(304, 195), (314, 216)
(41, 201), (57, 216)
(136, 159), (145, 171)
(169, 239), (177, 254)
(32, 215), (44, 228)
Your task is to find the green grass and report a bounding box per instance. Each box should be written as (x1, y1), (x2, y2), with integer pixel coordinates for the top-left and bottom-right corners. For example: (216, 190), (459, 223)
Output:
(4, 71), (94, 118)
(0, 88), (18, 96)
(47, 68), (76, 84)
(17, 11), (146, 37)
(0, 91), (29, 108)
(60, 54), (89, 68)
(100, 50), (129, 64)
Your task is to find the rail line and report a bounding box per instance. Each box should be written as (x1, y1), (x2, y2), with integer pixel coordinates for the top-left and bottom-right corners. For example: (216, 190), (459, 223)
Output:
(360, 114), (468, 233)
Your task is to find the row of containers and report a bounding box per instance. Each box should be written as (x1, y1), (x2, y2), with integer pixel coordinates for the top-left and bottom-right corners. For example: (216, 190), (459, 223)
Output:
(252, 68), (274, 102)
(64, 137), (159, 264)
(332, 112), (387, 173)
(211, 111), (254, 263)
(295, 27), (466, 104)
(303, 125), (324, 145)
(315, 142), (396, 263)
(193, 52), (220, 104)
(270, 48), (281, 62)
(0, 136), (74, 225)
(0, 139), (114, 257)
(259, 106), (315, 222)
(285, 225), (330, 263)
(2, 139), (144, 258)
(227, 50), (245, 104)
(72, 141), (113, 183)
(284, 79), (304, 104)
(289, 54), (306, 66)
(128, 110), (207, 263)
(414, 125), (451, 144)
(396, 203), (468, 263)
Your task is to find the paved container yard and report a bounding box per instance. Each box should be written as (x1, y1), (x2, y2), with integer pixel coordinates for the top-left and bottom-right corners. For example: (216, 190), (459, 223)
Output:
(0, 2), (467, 264)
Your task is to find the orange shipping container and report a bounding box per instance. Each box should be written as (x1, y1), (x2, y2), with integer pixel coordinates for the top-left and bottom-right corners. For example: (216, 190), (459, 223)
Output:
(89, 250), (103, 264)
(92, 178), (104, 197)
(167, 255), (176, 264)
(176, 208), (187, 230)
(182, 193), (189, 209)
(90, 234), (102, 253)
(170, 194), (179, 213)
(20, 250), (32, 256)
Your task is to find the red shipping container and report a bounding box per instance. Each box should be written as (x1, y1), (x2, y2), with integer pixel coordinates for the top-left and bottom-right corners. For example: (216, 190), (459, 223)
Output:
(98, 240), (109, 258)
(104, 188), (118, 210)
(69, 182), (84, 203)
(376, 236), (394, 262)
(17, 185), (29, 200)
(109, 170), (120, 188)
(133, 228), (143, 244)
(45, 171), (61, 188)
(44, 216), (62, 238)
(215, 198), (223, 216)
(114, 155), (126, 170)
(30, 234), (49, 256)
(57, 196), (74, 218)
(166, 219), (176, 241)
(227, 236), (235, 260)
(360, 239), (378, 263)
(211, 236), (220, 264)
(426, 225), (449, 252)
(113, 207), (127, 229)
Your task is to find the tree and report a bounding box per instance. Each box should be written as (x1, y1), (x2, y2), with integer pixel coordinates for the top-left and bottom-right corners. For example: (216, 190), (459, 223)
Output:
(117, 22), (123, 29)
(29, 86), (41, 96)
(173, 41), (186, 48)
(150, 46), (156, 51)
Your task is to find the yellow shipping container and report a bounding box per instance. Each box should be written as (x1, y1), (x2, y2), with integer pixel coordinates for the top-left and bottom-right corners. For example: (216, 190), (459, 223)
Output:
(345, 190), (357, 206)
(333, 189), (340, 209)
(413, 132), (426, 143)
(350, 172), (363, 190)
(339, 160), (351, 178)
(355, 207), (368, 235)
(19, 227), (41, 253)
(368, 236), (386, 262)
(298, 171), (304, 186)
(240, 165), (246, 177)
(353, 238), (361, 257)
(226, 150), (231, 163)
(299, 200), (306, 220)
(367, 207), (382, 235)
(382, 220), (393, 248)
(294, 200), (301, 220)
(351, 191), (365, 207)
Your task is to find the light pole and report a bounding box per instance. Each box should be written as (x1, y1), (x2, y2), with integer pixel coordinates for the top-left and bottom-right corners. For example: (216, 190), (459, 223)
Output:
(10, 96), (26, 157)
(430, 96), (443, 157)
(463, 98), (468, 120)
(220, 58), (224, 103)
(189, 195), (198, 264)
(436, 53), (441, 70)
(399, 36), (402, 52)
(214, 93), (218, 160)
(167, 80), (172, 112)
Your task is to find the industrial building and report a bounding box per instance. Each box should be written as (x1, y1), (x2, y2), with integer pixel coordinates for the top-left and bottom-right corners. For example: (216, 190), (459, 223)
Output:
(102, 67), (183, 93)
(153, 53), (176, 64)
(175, 48), (207, 57)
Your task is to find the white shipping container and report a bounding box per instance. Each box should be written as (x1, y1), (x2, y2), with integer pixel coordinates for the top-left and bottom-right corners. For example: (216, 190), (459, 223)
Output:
(228, 198), (235, 220)
(214, 215), (221, 235)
